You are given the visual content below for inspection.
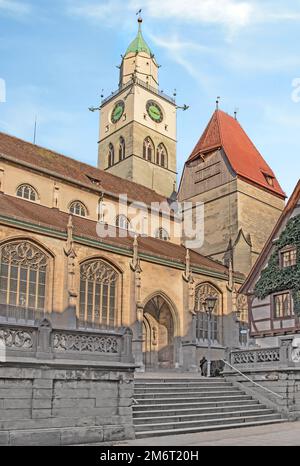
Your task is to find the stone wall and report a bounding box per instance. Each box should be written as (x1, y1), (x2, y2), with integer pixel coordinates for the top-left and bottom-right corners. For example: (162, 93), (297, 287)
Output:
(224, 338), (300, 419)
(0, 320), (135, 445)
(0, 364), (135, 446)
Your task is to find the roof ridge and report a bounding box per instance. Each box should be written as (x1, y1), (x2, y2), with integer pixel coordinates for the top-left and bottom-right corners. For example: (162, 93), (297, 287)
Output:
(0, 130), (167, 200)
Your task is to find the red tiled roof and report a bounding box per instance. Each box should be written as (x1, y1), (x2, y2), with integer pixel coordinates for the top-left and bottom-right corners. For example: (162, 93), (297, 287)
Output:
(188, 110), (285, 198)
(0, 132), (166, 205)
(0, 193), (231, 276)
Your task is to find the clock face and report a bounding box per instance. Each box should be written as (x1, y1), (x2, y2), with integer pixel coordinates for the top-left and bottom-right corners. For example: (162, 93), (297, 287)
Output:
(111, 101), (125, 123)
(146, 100), (163, 123)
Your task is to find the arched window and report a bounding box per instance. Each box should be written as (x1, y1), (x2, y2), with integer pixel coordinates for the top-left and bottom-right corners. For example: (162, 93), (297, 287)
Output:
(119, 137), (125, 161)
(116, 214), (129, 230)
(108, 143), (115, 167)
(156, 143), (168, 168)
(16, 184), (38, 202)
(69, 201), (87, 217)
(79, 260), (118, 327)
(155, 228), (169, 241)
(195, 283), (221, 343)
(0, 241), (48, 313)
(143, 137), (154, 162)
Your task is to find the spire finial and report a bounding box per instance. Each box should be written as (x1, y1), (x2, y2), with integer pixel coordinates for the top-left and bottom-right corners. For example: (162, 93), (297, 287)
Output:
(216, 96), (221, 110)
(234, 107), (239, 120)
(136, 8), (142, 26)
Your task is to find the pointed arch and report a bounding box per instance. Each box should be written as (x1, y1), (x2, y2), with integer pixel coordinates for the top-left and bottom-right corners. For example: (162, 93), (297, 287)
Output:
(119, 136), (126, 161)
(0, 239), (53, 317)
(142, 290), (180, 337)
(79, 257), (121, 327)
(156, 143), (168, 168)
(108, 143), (115, 167)
(195, 282), (223, 343)
(155, 228), (170, 241)
(143, 137), (154, 162)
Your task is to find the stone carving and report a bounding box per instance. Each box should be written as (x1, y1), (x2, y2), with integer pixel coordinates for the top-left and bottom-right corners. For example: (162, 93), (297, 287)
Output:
(1, 241), (47, 270)
(291, 348), (300, 363)
(232, 348), (280, 364)
(195, 283), (220, 313)
(0, 327), (34, 349)
(53, 332), (118, 354)
(80, 260), (117, 283)
(64, 215), (78, 304)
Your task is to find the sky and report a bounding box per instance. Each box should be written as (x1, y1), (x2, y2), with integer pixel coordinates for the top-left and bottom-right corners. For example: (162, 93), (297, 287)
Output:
(0, 0), (300, 197)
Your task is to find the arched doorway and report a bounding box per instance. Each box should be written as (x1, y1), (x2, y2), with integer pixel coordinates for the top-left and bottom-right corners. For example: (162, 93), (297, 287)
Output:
(142, 294), (175, 370)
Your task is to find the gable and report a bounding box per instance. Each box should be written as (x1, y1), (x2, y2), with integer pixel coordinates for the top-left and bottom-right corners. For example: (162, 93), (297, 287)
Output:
(187, 110), (285, 199)
(241, 181), (300, 295)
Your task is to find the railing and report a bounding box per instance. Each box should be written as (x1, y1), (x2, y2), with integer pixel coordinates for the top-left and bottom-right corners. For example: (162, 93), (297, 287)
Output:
(0, 320), (133, 364)
(230, 347), (280, 365)
(101, 78), (176, 106)
(222, 359), (284, 399)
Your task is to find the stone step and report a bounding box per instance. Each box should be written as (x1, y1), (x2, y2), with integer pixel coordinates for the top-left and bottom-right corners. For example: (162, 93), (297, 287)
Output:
(134, 377), (225, 384)
(134, 386), (237, 394)
(133, 399), (260, 411)
(133, 403), (264, 417)
(134, 413), (282, 433)
(135, 381), (231, 387)
(135, 419), (285, 439)
(133, 408), (274, 425)
(133, 394), (253, 405)
(134, 389), (243, 399)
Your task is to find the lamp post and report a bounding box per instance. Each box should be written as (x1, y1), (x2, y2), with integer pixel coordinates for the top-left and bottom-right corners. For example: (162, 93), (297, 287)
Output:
(205, 296), (217, 377)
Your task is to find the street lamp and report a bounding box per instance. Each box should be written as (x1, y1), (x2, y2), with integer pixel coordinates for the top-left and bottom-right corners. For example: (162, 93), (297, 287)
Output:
(204, 296), (217, 377)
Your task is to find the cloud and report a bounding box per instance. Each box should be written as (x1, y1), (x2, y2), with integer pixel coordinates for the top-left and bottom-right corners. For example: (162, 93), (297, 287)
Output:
(131, 0), (254, 28)
(0, 0), (31, 17)
(66, 0), (300, 38)
(66, 0), (122, 23)
(149, 34), (217, 91)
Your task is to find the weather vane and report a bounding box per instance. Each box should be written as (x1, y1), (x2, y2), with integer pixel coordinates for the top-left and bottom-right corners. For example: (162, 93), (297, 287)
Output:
(216, 96), (221, 109)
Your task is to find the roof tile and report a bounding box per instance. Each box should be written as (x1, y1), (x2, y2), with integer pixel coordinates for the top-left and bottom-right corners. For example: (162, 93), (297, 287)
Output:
(188, 110), (285, 198)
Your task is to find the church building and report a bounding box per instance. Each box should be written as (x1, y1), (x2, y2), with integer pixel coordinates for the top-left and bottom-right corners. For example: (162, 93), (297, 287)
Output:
(0, 18), (286, 371)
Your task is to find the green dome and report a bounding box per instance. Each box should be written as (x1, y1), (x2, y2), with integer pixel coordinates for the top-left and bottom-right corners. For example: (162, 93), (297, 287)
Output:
(125, 21), (153, 56)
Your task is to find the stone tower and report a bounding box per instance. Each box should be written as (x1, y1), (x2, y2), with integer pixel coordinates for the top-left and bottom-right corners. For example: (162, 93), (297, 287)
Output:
(178, 109), (286, 275)
(98, 17), (177, 198)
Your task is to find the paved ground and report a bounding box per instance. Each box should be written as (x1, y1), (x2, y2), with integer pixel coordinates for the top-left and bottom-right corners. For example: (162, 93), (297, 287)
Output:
(115, 422), (300, 446)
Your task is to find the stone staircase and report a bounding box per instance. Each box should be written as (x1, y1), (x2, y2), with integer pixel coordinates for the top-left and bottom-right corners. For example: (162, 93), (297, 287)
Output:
(133, 377), (285, 438)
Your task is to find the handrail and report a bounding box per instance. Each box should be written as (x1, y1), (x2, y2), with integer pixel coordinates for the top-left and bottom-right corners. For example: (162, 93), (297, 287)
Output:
(222, 359), (284, 399)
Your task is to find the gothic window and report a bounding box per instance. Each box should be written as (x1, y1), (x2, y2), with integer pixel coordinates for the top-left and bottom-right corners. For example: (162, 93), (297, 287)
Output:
(143, 137), (154, 162)
(273, 292), (293, 318)
(156, 143), (168, 168)
(155, 228), (169, 241)
(16, 184), (38, 202)
(79, 260), (118, 327)
(108, 143), (115, 167)
(0, 241), (48, 313)
(280, 246), (297, 268)
(116, 214), (129, 230)
(69, 201), (87, 218)
(195, 283), (221, 342)
(119, 137), (126, 161)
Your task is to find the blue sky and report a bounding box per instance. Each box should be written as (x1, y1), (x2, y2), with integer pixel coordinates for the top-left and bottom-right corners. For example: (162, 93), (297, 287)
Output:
(0, 0), (300, 197)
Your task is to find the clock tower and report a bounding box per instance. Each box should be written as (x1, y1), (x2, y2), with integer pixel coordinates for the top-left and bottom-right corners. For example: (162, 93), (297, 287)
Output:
(98, 17), (177, 197)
